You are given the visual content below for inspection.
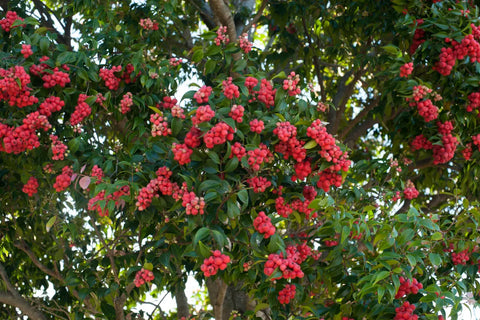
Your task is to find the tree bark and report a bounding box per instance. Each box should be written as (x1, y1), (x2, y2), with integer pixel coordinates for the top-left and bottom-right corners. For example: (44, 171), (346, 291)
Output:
(206, 278), (228, 320)
(175, 285), (190, 319)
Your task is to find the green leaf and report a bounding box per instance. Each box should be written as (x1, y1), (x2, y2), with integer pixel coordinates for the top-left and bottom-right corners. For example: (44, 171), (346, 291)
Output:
(46, 216), (56, 232)
(304, 140), (318, 149)
(238, 189), (248, 205)
(227, 198), (240, 219)
(198, 241), (211, 258)
(377, 286), (385, 303)
(224, 157), (238, 173)
(192, 48), (204, 63)
(429, 253), (442, 266)
(193, 227), (210, 247)
(39, 37), (49, 53)
(406, 254), (416, 267)
(431, 232), (443, 241)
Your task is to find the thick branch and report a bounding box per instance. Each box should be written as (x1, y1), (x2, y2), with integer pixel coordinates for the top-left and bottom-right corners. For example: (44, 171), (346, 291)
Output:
(189, 0), (216, 29)
(13, 240), (62, 282)
(206, 278), (228, 320)
(340, 96), (380, 141)
(175, 285), (190, 319)
(0, 292), (46, 320)
(209, 0), (237, 43)
(0, 262), (17, 295)
(30, 0), (71, 48)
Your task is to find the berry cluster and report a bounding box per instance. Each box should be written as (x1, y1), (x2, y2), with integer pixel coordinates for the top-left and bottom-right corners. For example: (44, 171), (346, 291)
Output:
(0, 11), (24, 32)
(53, 166), (73, 192)
(99, 65), (122, 90)
(134, 268), (155, 287)
(50, 135), (68, 160)
(192, 105), (215, 125)
(150, 113), (171, 137)
(278, 284), (296, 304)
(409, 19), (425, 55)
(238, 33), (253, 54)
(171, 104), (185, 119)
(172, 143), (193, 165)
(283, 72), (301, 96)
(249, 119), (264, 134)
(157, 97), (176, 110)
(70, 94), (91, 126)
(291, 198), (315, 219)
(292, 159), (312, 181)
(400, 62), (413, 77)
(169, 57), (182, 67)
(0, 65), (38, 108)
(184, 127), (202, 148)
(247, 145), (272, 171)
(274, 121), (297, 142)
(255, 79), (276, 108)
(230, 142), (246, 161)
(416, 99), (438, 122)
(193, 85), (212, 104)
(403, 180), (419, 199)
(120, 92), (133, 114)
(39, 96), (65, 117)
(201, 250), (230, 277)
(222, 77), (239, 100)
(203, 122), (234, 149)
(42, 67), (71, 88)
(462, 143), (473, 160)
(253, 211), (275, 238)
(21, 44), (33, 59)
(247, 176), (271, 193)
(394, 301), (418, 320)
(182, 191), (205, 215)
(22, 176), (39, 197)
(452, 249), (470, 265)
(395, 276), (423, 298)
(136, 167), (177, 210)
(433, 132), (458, 164)
(275, 196), (293, 218)
(91, 165), (104, 183)
(1, 120), (40, 154)
(88, 185), (130, 216)
(264, 245), (305, 280)
(229, 104), (244, 123)
(317, 168), (343, 192)
(215, 26), (229, 46)
(139, 18), (159, 30)
(467, 92), (480, 112)
(274, 138), (306, 163)
(411, 134), (433, 151)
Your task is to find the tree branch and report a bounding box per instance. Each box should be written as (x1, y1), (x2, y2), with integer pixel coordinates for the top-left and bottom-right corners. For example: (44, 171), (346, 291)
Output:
(0, 262), (17, 295)
(0, 292), (46, 320)
(340, 96), (380, 141)
(242, 0), (268, 35)
(189, 0), (216, 30)
(30, 0), (71, 48)
(209, 0), (237, 43)
(206, 278), (228, 320)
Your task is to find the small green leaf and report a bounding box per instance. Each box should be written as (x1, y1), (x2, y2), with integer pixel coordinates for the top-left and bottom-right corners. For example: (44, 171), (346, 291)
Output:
(429, 253), (442, 266)
(46, 216), (56, 232)
(304, 140), (318, 149)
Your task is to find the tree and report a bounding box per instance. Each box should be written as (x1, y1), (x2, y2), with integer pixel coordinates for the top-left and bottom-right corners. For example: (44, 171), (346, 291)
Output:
(1, 0), (480, 319)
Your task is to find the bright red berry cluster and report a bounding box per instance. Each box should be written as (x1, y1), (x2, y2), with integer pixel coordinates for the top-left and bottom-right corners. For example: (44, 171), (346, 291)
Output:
(410, 19), (425, 55)
(255, 79), (276, 108)
(222, 77), (240, 100)
(201, 250), (230, 277)
(400, 62), (413, 77)
(192, 105), (215, 125)
(203, 122), (234, 149)
(172, 143), (193, 165)
(283, 72), (301, 96)
(0, 65), (38, 108)
(317, 168), (343, 192)
(229, 104), (244, 122)
(411, 134), (433, 151)
(88, 185), (130, 216)
(134, 268), (155, 287)
(433, 132), (458, 164)
(120, 92), (133, 114)
(274, 121), (297, 142)
(21, 44), (33, 59)
(278, 284), (296, 304)
(467, 92), (480, 112)
(50, 135), (68, 160)
(22, 176), (39, 197)
(159, 96), (177, 109)
(230, 142), (246, 160)
(42, 67), (71, 88)
(395, 276), (423, 298)
(39, 96), (64, 117)
(70, 94), (91, 126)
(249, 119), (264, 133)
(403, 180), (419, 199)
(193, 85), (212, 104)
(150, 113), (171, 137)
(136, 167), (177, 210)
(452, 249), (470, 265)
(292, 159), (312, 181)
(253, 211), (275, 238)
(247, 145), (272, 171)
(275, 196), (293, 218)
(264, 245), (305, 280)
(0, 11), (24, 32)
(99, 65), (122, 90)
(247, 176), (271, 193)
(184, 127), (202, 148)
(53, 166), (73, 192)
(91, 165), (104, 183)
(416, 99), (438, 122)
(462, 143), (473, 160)
(394, 301), (418, 320)
(182, 191), (205, 215)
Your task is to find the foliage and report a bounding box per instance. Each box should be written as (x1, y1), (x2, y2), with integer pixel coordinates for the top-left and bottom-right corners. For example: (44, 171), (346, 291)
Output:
(1, 1), (480, 320)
